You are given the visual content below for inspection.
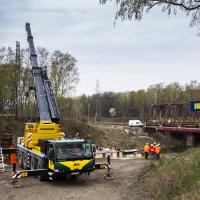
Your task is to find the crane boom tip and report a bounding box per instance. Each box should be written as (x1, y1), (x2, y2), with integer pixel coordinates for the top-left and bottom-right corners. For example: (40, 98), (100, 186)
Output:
(25, 22), (30, 30)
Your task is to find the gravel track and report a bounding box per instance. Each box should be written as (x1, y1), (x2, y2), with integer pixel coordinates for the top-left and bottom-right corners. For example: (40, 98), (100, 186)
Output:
(0, 159), (152, 200)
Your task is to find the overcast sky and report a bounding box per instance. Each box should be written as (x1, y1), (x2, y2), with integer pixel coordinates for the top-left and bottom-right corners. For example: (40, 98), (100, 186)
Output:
(0, 0), (199, 96)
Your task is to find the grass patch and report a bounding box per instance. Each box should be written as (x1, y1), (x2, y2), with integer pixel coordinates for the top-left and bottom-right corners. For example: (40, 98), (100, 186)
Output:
(174, 186), (200, 200)
(144, 147), (200, 200)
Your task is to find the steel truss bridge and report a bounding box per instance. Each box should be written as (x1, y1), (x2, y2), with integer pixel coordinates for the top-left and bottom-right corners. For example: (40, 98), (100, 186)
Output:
(145, 102), (200, 146)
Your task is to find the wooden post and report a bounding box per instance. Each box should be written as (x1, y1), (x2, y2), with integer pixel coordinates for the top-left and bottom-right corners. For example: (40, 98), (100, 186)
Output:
(186, 134), (194, 147)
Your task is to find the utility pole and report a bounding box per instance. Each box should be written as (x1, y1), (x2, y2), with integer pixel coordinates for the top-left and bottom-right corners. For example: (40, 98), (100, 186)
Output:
(87, 96), (90, 125)
(94, 80), (100, 126)
(73, 97), (78, 120)
(88, 102), (90, 125)
(15, 41), (21, 119)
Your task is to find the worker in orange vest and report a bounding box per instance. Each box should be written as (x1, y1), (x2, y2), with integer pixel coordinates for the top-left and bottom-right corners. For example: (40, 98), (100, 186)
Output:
(155, 144), (161, 160)
(143, 143), (150, 159)
(9, 144), (17, 172)
(150, 143), (155, 158)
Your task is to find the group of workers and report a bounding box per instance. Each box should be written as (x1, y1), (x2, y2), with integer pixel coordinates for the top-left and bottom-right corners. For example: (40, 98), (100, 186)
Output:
(143, 142), (161, 160)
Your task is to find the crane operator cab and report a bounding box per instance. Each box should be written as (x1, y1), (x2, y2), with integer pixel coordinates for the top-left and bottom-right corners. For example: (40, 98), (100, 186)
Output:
(47, 139), (95, 177)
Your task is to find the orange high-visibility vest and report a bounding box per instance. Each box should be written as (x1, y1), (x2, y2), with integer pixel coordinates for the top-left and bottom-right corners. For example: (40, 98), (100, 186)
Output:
(155, 146), (161, 154)
(144, 145), (150, 153)
(150, 146), (155, 153)
(9, 145), (17, 165)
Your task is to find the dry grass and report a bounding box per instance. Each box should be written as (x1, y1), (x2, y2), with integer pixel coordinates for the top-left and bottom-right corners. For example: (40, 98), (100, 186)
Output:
(144, 147), (200, 200)
(57, 119), (137, 149)
(0, 118), (137, 149)
(174, 186), (200, 200)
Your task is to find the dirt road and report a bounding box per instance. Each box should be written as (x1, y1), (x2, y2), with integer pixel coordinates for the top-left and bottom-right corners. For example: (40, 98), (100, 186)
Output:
(0, 159), (152, 200)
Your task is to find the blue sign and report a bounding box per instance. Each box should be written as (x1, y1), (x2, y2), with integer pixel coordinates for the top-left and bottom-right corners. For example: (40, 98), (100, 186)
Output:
(191, 101), (200, 111)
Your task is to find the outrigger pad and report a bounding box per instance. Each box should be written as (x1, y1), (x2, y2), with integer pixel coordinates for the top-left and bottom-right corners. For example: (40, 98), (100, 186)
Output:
(14, 169), (48, 177)
(95, 163), (108, 170)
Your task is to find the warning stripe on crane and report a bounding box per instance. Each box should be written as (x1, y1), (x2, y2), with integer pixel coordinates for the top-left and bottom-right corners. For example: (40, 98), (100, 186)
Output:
(12, 172), (21, 179)
(27, 132), (32, 143)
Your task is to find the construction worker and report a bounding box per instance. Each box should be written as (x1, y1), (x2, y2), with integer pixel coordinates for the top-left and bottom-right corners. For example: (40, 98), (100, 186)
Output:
(153, 142), (157, 159)
(155, 143), (161, 160)
(9, 144), (17, 172)
(150, 143), (155, 158)
(143, 143), (150, 159)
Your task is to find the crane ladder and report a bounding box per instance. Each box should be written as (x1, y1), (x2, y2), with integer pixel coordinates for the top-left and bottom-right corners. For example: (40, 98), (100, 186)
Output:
(0, 147), (5, 172)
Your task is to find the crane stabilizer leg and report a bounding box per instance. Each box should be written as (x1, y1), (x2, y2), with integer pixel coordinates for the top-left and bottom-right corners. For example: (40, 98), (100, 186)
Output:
(12, 169), (48, 178)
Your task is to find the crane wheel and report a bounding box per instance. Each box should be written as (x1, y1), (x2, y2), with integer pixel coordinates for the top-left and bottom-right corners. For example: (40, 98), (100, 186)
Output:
(37, 161), (48, 181)
(70, 175), (79, 181)
(30, 158), (37, 170)
(22, 154), (28, 170)
(17, 152), (23, 169)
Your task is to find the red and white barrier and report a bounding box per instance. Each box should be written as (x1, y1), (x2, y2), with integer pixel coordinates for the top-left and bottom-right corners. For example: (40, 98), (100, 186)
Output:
(12, 172), (21, 179)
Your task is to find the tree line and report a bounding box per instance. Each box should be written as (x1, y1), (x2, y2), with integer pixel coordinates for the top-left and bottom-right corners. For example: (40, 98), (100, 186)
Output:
(0, 46), (200, 123)
(0, 46), (78, 120)
(74, 81), (200, 123)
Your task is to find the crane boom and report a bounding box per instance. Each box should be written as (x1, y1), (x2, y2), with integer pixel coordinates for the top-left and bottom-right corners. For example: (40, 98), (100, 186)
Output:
(26, 23), (60, 123)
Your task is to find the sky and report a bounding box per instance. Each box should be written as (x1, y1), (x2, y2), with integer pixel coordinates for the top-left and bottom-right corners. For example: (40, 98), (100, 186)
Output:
(0, 0), (199, 96)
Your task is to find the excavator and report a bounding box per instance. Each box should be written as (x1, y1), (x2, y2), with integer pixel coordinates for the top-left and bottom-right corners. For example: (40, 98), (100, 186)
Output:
(17, 23), (107, 181)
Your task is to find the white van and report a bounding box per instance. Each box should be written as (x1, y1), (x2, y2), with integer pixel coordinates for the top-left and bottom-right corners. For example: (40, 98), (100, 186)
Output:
(128, 120), (143, 127)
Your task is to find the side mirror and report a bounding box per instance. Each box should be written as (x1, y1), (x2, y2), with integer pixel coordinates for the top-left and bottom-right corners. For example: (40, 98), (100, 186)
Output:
(49, 148), (54, 160)
(91, 144), (96, 153)
(49, 147), (54, 153)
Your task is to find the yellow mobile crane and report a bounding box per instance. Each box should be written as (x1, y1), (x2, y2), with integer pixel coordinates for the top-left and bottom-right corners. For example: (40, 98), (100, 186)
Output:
(17, 23), (107, 181)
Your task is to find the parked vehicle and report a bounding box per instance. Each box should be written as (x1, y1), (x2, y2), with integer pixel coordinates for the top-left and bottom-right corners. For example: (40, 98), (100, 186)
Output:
(128, 120), (143, 127)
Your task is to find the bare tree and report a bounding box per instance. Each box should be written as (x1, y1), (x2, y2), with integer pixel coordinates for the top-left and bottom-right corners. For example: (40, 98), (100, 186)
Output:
(50, 50), (79, 97)
(100, 0), (200, 29)
(37, 47), (50, 69)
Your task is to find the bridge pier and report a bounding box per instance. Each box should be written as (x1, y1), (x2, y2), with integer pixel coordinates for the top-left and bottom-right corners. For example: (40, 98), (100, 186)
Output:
(186, 134), (195, 147)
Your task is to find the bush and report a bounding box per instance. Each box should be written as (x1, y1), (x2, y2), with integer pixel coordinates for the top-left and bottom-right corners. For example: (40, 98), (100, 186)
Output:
(145, 147), (200, 200)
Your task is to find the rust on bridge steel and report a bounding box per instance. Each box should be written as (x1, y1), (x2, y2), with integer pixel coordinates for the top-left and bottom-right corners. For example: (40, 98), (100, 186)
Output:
(157, 127), (200, 134)
(146, 102), (200, 128)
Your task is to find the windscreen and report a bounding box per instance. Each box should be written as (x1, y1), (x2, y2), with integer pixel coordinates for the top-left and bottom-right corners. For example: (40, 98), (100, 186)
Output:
(55, 141), (92, 161)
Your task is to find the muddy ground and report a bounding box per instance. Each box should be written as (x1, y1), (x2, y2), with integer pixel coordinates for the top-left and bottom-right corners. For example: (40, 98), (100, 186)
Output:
(0, 159), (152, 200)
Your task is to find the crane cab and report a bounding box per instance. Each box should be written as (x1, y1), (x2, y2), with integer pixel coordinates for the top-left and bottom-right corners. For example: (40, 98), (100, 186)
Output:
(46, 139), (95, 176)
